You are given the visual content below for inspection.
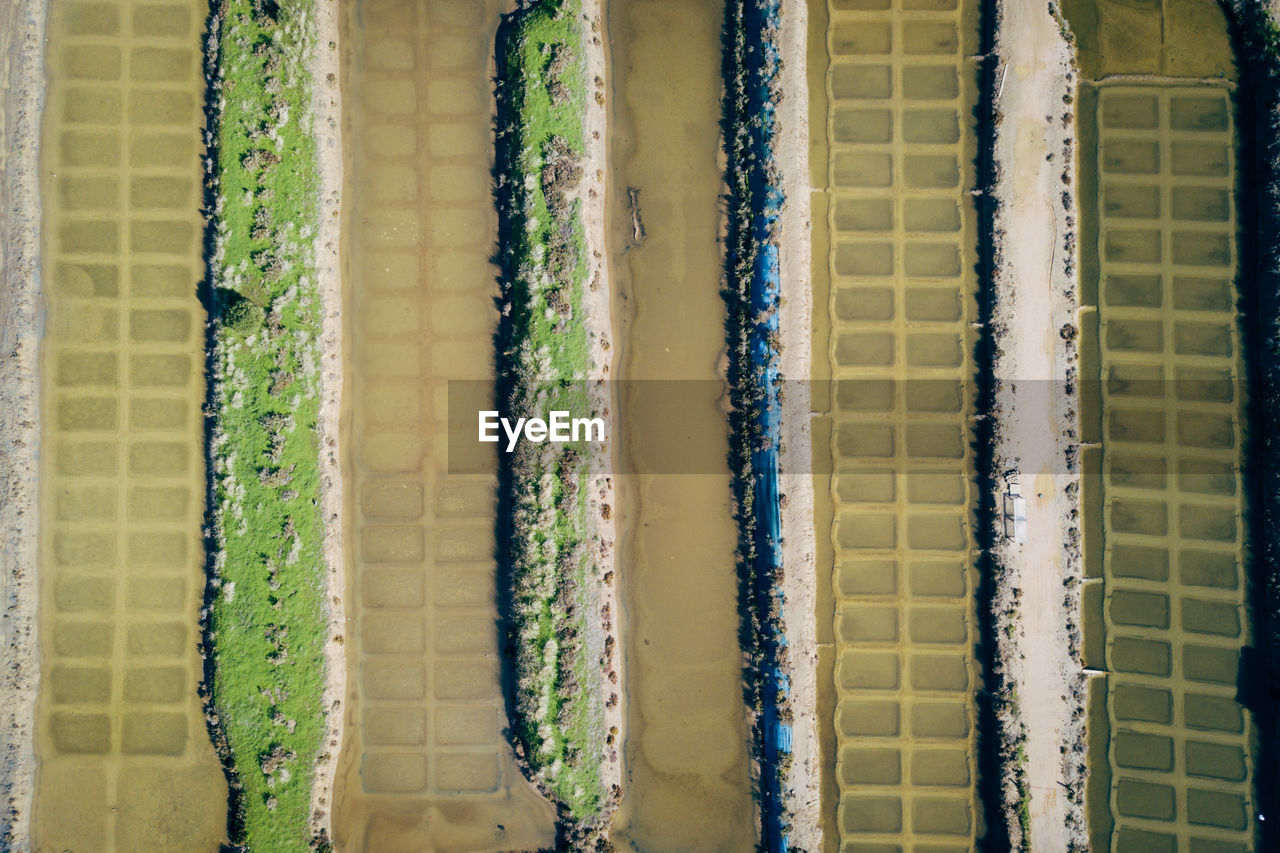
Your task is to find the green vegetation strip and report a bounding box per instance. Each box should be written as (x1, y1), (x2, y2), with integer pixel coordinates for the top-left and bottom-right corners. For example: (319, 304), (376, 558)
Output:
(494, 0), (610, 834)
(203, 1), (329, 848)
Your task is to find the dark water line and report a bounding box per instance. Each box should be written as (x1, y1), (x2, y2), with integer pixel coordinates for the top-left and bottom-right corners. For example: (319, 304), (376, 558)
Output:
(1223, 3), (1280, 839)
(196, 8), (247, 845)
(973, 0), (1015, 848)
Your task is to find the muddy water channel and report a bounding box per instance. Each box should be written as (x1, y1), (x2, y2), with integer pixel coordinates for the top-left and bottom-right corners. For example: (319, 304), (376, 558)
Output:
(1065, 1), (1260, 850)
(605, 0), (757, 849)
(330, 0), (556, 849)
(809, 0), (986, 848)
(32, 0), (228, 849)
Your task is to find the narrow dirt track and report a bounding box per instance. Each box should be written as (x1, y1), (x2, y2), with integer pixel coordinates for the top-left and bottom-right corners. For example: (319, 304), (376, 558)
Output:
(0, 0), (44, 847)
(991, 0), (1082, 845)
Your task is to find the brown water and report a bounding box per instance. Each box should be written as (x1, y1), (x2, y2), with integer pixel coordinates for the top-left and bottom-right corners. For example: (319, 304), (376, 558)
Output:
(329, 0), (557, 849)
(1065, 2), (1258, 850)
(605, 1), (758, 850)
(31, 0), (228, 849)
(809, 0), (985, 848)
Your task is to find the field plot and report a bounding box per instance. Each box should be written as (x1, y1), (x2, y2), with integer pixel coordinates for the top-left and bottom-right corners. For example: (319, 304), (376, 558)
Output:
(810, 0), (984, 848)
(1081, 83), (1257, 852)
(31, 0), (228, 849)
(329, 1), (556, 849)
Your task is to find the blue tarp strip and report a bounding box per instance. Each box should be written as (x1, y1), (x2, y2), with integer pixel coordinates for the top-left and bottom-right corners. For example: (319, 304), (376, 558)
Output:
(741, 2), (790, 849)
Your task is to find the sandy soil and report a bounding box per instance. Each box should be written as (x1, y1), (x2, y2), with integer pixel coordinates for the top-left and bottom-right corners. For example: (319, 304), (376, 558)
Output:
(578, 0), (623, 806)
(775, 0), (820, 848)
(0, 0), (42, 848)
(308, 0), (347, 838)
(991, 1), (1087, 849)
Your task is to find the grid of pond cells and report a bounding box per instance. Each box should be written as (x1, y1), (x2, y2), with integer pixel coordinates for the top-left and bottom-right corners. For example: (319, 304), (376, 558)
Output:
(821, 0), (983, 849)
(332, 0), (555, 849)
(34, 0), (228, 850)
(1095, 84), (1255, 853)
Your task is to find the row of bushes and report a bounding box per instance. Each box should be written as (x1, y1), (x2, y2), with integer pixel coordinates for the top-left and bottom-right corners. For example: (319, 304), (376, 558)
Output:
(720, 0), (792, 847)
(201, 1), (330, 849)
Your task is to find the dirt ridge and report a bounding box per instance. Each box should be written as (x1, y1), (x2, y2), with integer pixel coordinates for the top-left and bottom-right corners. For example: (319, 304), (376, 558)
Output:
(988, 1), (1088, 848)
(308, 0), (347, 840)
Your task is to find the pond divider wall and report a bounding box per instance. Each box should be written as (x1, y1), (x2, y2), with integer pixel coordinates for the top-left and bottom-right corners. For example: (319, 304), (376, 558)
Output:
(493, 0), (618, 842)
(200, 2), (332, 847)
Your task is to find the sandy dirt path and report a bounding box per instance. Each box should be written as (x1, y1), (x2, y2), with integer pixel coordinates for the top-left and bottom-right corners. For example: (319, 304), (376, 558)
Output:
(775, 0), (820, 847)
(0, 0), (42, 848)
(309, 0), (347, 838)
(991, 1), (1085, 848)
(578, 0), (624, 805)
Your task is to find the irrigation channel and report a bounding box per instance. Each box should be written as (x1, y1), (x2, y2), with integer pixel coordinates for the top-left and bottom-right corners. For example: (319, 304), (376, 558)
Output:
(330, 0), (556, 848)
(809, 0), (987, 848)
(31, 0), (228, 848)
(1064, 0), (1262, 850)
(605, 0), (759, 849)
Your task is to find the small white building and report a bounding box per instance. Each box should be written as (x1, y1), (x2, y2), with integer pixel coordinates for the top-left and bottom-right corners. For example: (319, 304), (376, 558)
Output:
(1003, 479), (1028, 543)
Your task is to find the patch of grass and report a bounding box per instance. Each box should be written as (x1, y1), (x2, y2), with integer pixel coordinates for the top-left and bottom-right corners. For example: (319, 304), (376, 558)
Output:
(202, 2), (328, 849)
(494, 0), (609, 831)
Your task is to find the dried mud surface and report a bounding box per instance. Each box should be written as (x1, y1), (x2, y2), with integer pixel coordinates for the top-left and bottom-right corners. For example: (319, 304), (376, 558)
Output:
(0, 0), (43, 848)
